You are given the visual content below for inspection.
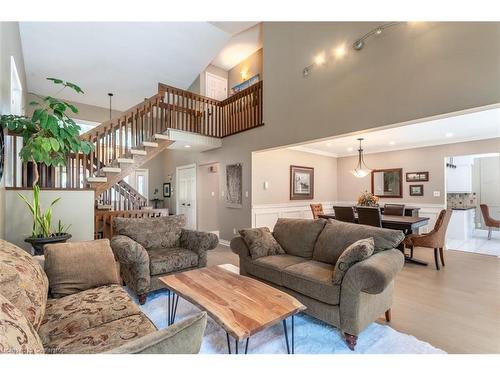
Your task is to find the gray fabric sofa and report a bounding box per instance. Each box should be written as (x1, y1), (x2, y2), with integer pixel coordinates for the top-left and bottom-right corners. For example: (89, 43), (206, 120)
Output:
(110, 215), (219, 304)
(230, 218), (405, 350)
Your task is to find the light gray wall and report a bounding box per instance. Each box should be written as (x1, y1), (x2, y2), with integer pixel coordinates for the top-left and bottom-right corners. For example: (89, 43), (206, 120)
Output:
(5, 189), (95, 252)
(136, 22), (500, 241)
(252, 148), (337, 204)
(336, 138), (500, 205)
(228, 48), (263, 94)
(0, 22), (28, 239)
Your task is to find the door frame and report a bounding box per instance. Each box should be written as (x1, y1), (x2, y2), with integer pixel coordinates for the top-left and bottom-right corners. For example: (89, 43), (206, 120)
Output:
(176, 163), (197, 229)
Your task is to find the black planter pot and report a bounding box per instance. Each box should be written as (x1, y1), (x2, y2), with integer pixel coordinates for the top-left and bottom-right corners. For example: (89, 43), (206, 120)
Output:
(25, 233), (72, 256)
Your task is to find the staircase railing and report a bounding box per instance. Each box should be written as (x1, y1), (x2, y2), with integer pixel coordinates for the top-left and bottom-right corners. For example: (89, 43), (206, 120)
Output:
(97, 180), (148, 211)
(4, 80), (263, 191)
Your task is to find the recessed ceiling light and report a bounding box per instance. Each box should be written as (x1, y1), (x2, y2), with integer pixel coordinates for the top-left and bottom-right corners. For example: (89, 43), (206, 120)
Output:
(184, 144), (191, 148)
(326, 142), (332, 147)
(445, 132), (454, 138)
(389, 141), (396, 145)
(347, 147), (354, 152)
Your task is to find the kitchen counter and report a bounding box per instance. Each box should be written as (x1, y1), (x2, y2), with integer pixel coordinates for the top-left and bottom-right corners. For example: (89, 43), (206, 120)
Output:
(450, 206), (476, 211)
(447, 207), (476, 241)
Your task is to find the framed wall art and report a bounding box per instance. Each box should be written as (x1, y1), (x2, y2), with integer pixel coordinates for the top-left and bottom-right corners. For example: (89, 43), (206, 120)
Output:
(163, 182), (171, 198)
(409, 184), (424, 196)
(406, 171), (429, 182)
(290, 165), (314, 200)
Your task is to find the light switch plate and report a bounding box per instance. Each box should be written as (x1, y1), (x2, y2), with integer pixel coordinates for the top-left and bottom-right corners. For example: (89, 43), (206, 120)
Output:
(245, 191), (249, 198)
(433, 191), (441, 197)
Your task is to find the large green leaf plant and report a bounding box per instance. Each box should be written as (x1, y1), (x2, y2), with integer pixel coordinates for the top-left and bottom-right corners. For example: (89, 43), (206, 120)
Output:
(0, 78), (94, 185)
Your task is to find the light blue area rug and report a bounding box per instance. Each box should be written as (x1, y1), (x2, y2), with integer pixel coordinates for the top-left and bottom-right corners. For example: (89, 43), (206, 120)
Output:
(129, 289), (445, 354)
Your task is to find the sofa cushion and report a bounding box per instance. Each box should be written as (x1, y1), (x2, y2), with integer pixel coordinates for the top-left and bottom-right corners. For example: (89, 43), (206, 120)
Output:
(44, 239), (120, 298)
(272, 218), (327, 258)
(282, 261), (340, 305)
(239, 227), (285, 260)
(332, 237), (375, 285)
(113, 215), (186, 250)
(148, 247), (198, 276)
(0, 239), (49, 330)
(0, 293), (44, 354)
(312, 219), (404, 264)
(245, 255), (307, 286)
(42, 312), (156, 354)
(38, 285), (145, 349)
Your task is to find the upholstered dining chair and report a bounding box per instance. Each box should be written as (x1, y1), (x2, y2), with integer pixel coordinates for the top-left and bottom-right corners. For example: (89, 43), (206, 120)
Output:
(480, 204), (500, 240)
(357, 206), (382, 227)
(403, 209), (452, 270)
(310, 203), (324, 219)
(384, 204), (405, 216)
(332, 206), (355, 223)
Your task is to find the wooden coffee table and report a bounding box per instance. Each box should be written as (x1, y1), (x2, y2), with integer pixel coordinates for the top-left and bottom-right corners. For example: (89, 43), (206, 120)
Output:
(159, 264), (306, 354)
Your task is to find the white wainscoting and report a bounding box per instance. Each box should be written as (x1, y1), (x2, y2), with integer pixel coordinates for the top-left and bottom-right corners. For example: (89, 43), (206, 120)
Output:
(252, 201), (446, 232)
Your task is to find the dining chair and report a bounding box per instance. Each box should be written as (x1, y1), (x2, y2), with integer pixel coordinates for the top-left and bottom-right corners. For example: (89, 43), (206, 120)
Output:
(384, 204), (405, 216)
(480, 204), (500, 240)
(332, 206), (355, 223)
(310, 203), (324, 219)
(403, 209), (452, 270)
(356, 206), (382, 227)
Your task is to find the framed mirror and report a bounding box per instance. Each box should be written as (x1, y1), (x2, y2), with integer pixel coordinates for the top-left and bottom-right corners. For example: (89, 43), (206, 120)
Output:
(371, 168), (403, 198)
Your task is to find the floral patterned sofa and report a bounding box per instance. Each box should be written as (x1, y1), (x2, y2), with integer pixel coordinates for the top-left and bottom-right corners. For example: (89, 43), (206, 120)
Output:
(110, 215), (219, 304)
(0, 239), (207, 354)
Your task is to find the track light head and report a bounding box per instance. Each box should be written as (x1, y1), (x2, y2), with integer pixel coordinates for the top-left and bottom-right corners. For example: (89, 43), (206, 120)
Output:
(353, 39), (364, 51)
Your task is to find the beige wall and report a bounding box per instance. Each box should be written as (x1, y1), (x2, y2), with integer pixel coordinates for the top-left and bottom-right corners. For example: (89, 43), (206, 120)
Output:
(336, 138), (500, 205)
(5, 189), (95, 252)
(134, 22), (500, 241)
(252, 148), (337, 205)
(0, 22), (28, 239)
(26, 92), (122, 123)
(198, 162), (220, 232)
(228, 48), (263, 94)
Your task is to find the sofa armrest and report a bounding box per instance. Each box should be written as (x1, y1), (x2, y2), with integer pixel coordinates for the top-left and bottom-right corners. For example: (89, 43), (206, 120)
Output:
(342, 249), (404, 295)
(180, 229), (218, 268)
(105, 312), (207, 354)
(180, 229), (219, 252)
(110, 235), (150, 295)
(230, 236), (250, 257)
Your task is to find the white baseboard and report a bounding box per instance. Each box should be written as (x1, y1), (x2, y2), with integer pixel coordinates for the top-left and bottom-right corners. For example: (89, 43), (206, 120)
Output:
(218, 239), (231, 247)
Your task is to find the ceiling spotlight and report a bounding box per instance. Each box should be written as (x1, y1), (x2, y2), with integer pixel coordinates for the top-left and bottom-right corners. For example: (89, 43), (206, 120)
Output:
(389, 141), (396, 145)
(347, 147), (354, 152)
(184, 144), (191, 148)
(353, 39), (364, 51)
(445, 132), (454, 138)
(327, 142), (332, 147)
(352, 22), (401, 52)
(314, 53), (326, 66)
(334, 44), (347, 59)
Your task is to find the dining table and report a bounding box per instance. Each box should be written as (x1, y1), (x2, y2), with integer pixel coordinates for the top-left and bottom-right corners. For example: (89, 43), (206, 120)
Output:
(318, 213), (430, 266)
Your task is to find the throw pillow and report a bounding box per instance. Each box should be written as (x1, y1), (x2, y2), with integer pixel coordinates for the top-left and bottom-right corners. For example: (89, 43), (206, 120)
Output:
(332, 237), (374, 285)
(44, 239), (120, 298)
(0, 239), (49, 330)
(0, 293), (44, 354)
(239, 227), (285, 260)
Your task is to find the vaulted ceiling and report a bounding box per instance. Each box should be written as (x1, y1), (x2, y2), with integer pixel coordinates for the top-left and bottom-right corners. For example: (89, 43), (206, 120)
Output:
(19, 22), (260, 111)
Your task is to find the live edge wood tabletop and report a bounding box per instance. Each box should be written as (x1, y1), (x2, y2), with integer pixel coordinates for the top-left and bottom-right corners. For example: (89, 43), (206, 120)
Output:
(159, 264), (306, 341)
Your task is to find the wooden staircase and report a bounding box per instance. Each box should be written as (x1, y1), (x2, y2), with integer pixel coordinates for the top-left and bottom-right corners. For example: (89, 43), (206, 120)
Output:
(5, 80), (263, 211)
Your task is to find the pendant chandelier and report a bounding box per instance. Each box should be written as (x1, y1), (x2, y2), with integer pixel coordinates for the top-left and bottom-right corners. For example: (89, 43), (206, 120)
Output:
(350, 138), (372, 178)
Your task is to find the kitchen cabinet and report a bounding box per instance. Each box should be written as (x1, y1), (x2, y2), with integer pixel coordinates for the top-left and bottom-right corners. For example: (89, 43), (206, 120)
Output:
(446, 156), (473, 193)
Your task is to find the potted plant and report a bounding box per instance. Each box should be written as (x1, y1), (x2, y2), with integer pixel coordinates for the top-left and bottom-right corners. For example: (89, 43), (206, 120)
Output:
(357, 191), (380, 207)
(18, 184), (72, 255)
(0, 78), (93, 254)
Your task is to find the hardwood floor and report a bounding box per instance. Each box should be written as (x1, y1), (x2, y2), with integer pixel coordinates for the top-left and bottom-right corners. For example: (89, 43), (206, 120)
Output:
(207, 245), (500, 353)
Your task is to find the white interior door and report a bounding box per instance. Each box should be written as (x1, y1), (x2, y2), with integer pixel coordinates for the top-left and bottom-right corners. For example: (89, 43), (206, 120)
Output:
(176, 164), (197, 230)
(205, 72), (227, 101)
(124, 169), (149, 200)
